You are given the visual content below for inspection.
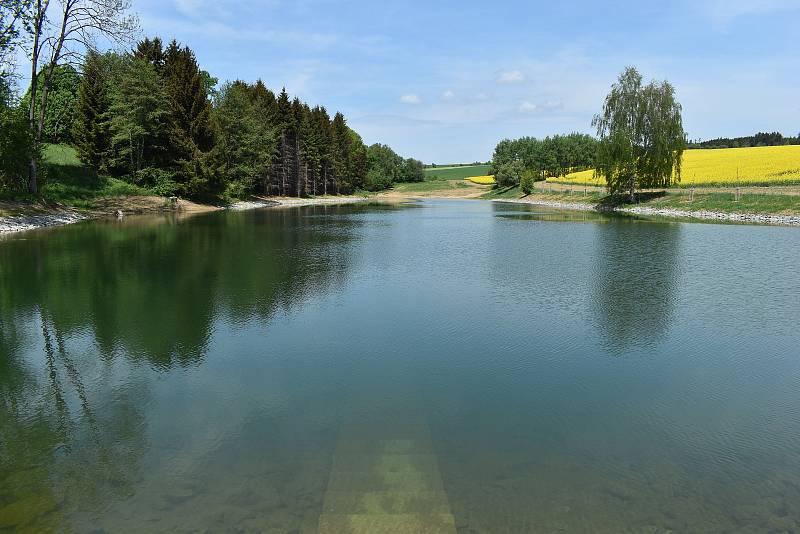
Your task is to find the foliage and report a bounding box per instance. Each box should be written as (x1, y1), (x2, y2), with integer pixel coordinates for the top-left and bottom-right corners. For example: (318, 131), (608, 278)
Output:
(494, 159), (524, 187)
(593, 66), (686, 199)
(3, 30), (419, 202)
(401, 157), (425, 182)
(689, 131), (799, 149)
(210, 81), (273, 197)
(23, 64), (81, 144)
(366, 143), (402, 190)
(107, 56), (172, 177)
(73, 50), (111, 173)
(0, 77), (32, 191)
(520, 171), (535, 195)
(490, 134), (597, 183)
(551, 145), (800, 187)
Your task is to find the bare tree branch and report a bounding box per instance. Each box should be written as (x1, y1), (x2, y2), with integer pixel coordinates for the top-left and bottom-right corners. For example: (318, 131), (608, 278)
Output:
(24, 0), (139, 193)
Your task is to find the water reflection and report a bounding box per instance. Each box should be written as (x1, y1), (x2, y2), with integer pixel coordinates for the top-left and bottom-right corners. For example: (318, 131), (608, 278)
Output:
(591, 219), (682, 352)
(0, 206), (362, 531)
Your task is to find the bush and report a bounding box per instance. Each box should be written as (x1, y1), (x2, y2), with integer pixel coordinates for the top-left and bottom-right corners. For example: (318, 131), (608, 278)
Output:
(134, 167), (179, 196)
(223, 179), (250, 201)
(520, 171), (535, 195)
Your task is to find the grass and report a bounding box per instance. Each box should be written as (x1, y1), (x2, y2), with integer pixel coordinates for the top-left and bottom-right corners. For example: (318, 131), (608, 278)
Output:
(1, 144), (150, 209)
(621, 191), (800, 215)
(483, 183), (800, 216)
(549, 145), (800, 187)
(424, 164), (492, 181)
(481, 185), (525, 199)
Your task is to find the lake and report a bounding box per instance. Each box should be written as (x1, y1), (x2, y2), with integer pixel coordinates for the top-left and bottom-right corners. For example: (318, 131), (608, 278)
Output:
(1, 200), (799, 533)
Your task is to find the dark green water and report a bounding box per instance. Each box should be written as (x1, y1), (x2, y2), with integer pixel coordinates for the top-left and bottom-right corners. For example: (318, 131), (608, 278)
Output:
(1, 200), (799, 533)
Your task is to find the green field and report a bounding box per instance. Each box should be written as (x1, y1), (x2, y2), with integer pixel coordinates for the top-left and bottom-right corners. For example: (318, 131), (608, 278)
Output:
(391, 180), (471, 193)
(423, 164), (492, 181)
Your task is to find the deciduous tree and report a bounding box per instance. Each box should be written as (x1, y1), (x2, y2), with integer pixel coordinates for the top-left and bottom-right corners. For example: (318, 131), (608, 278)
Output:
(593, 66), (686, 201)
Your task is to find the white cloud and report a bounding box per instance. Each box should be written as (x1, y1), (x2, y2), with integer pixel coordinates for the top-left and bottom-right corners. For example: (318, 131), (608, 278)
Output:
(400, 94), (421, 104)
(497, 70), (524, 84)
(442, 90), (455, 100)
(518, 101), (538, 113)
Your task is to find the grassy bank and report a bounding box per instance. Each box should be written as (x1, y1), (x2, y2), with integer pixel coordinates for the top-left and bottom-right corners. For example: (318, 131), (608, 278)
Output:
(2, 145), (151, 210)
(483, 184), (800, 217)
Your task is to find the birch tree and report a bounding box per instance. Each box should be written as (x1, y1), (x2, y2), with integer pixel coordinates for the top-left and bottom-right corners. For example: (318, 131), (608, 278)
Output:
(593, 66), (686, 202)
(24, 0), (137, 193)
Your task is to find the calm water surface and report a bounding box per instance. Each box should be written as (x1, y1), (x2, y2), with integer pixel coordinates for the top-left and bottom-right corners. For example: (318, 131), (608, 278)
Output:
(1, 200), (799, 533)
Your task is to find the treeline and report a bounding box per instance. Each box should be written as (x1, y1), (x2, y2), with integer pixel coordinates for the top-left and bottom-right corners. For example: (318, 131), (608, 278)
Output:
(688, 131), (800, 149)
(1, 36), (423, 199)
(490, 133), (598, 189)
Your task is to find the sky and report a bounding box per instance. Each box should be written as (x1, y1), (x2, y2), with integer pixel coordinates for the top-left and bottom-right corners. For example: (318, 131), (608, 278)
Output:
(126, 1), (800, 162)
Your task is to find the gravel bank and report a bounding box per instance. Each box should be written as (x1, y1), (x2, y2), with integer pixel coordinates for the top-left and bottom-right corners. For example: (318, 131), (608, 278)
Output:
(1, 196), (370, 236)
(495, 198), (800, 226)
(0, 210), (88, 235)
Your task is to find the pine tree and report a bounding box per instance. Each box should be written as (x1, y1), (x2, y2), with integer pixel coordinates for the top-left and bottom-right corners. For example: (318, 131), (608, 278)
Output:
(135, 37), (166, 74)
(73, 50), (111, 173)
(331, 112), (350, 194)
(164, 40), (214, 159)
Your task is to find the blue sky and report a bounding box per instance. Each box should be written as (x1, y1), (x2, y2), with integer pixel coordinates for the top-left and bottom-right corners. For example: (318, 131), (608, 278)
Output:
(133, 0), (800, 163)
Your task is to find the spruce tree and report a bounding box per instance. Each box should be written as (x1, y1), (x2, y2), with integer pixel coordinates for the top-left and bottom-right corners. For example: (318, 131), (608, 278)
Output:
(331, 112), (350, 194)
(164, 40), (214, 159)
(135, 37), (166, 74)
(73, 50), (111, 173)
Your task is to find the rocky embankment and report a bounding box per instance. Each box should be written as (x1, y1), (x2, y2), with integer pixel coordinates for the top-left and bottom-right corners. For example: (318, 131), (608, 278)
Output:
(0, 210), (88, 234)
(496, 198), (800, 226)
(1, 196), (369, 235)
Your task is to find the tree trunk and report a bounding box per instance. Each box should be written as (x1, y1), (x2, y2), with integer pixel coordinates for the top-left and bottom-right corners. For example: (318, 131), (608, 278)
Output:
(629, 177), (635, 203)
(27, 1), (46, 194)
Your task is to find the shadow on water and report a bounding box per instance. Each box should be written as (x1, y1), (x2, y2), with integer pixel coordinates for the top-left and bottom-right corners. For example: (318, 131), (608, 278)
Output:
(591, 218), (682, 352)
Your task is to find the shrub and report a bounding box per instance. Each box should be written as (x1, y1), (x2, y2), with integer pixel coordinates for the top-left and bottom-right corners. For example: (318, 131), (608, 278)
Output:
(520, 171), (535, 195)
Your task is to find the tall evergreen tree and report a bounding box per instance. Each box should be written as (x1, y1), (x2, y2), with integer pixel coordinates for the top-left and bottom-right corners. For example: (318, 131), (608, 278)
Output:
(73, 50), (111, 173)
(164, 40), (214, 159)
(331, 112), (350, 194)
(135, 37), (166, 74)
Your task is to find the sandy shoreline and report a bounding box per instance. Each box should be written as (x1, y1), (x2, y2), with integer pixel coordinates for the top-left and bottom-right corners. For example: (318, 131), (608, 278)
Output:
(0, 195), (369, 236)
(494, 197), (800, 226)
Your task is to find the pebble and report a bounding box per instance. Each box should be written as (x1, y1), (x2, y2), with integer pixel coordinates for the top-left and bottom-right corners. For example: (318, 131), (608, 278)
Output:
(0, 211), (87, 235)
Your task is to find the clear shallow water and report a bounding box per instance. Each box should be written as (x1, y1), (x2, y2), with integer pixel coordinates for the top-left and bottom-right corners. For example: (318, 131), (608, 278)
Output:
(1, 200), (799, 533)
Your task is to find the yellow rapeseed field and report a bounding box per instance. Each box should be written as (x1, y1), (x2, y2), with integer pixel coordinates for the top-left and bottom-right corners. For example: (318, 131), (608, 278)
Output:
(548, 145), (800, 187)
(466, 175), (496, 185)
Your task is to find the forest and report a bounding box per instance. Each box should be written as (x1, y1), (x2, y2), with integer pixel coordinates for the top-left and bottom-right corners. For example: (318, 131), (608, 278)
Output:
(1, 32), (423, 201)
